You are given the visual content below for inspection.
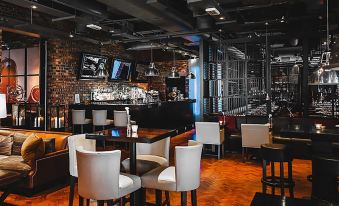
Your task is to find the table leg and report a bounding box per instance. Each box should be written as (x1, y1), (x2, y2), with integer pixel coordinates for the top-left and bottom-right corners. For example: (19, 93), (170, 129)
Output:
(130, 142), (143, 206)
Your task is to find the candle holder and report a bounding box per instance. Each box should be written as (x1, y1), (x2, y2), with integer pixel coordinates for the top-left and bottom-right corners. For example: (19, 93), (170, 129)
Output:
(11, 103), (26, 128)
(27, 103), (44, 130)
(49, 104), (66, 131)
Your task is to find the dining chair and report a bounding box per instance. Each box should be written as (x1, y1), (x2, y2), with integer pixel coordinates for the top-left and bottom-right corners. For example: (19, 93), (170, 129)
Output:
(67, 134), (96, 206)
(72, 110), (92, 134)
(92, 110), (114, 132)
(195, 122), (225, 159)
(141, 140), (203, 206)
(114, 110), (128, 127)
(76, 149), (141, 206)
(241, 124), (270, 161)
(121, 137), (170, 175)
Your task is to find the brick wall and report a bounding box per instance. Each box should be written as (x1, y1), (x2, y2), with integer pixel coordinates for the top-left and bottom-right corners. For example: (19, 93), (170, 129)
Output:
(47, 38), (188, 127)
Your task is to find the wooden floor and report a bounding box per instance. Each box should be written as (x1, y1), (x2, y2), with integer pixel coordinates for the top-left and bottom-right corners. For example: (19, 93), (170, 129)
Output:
(4, 132), (312, 206)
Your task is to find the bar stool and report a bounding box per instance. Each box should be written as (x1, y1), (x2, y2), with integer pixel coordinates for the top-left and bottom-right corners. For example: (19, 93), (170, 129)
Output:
(72, 110), (92, 134)
(261, 143), (294, 197)
(92, 110), (114, 132)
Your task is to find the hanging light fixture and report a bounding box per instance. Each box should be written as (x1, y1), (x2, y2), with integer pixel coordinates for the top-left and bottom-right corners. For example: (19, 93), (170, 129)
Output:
(186, 72), (196, 79)
(168, 50), (180, 78)
(145, 43), (159, 77)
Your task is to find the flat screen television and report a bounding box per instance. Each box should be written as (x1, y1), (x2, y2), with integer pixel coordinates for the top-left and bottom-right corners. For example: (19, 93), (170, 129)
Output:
(79, 53), (108, 80)
(110, 59), (132, 81)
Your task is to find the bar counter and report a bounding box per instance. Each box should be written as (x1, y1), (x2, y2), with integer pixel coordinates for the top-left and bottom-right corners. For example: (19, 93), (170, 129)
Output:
(69, 99), (196, 130)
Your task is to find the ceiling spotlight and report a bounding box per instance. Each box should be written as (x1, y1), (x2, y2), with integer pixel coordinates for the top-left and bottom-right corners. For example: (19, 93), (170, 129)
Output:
(265, 22), (269, 26)
(31, 5), (37, 9)
(69, 32), (74, 38)
(219, 16), (225, 20)
(109, 30), (115, 33)
(280, 16), (285, 23)
(205, 7), (220, 16)
(218, 29), (222, 32)
(86, 24), (102, 31)
(184, 52), (188, 55)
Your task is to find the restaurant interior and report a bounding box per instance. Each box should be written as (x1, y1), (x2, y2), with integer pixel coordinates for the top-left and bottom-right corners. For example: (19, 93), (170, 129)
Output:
(0, 0), (338, 205)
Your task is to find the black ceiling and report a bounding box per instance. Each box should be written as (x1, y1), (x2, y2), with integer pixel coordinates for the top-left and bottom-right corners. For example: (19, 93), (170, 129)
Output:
(0, 0), (337, 52)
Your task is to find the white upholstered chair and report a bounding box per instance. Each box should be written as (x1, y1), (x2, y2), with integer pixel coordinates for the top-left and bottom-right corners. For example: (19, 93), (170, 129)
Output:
(241, 124), (270, 161)
(113, 110), (128, 127)
(195, 122), (225, 159)
(141, 140), (203, 206)
(67, 134), (96, 206)
(72, 110), (92, 134)
(76, 149), (141, 206)
(121, 137), (170, 175)
(92, 110), (114, 132)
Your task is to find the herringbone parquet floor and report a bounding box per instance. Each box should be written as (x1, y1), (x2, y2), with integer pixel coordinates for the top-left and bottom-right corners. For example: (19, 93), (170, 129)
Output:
(4, 132), (312, 206)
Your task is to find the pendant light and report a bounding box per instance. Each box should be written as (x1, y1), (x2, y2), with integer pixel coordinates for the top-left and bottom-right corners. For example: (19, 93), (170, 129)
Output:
(168, 50), (180, 78)
(145, 43), (159, 77)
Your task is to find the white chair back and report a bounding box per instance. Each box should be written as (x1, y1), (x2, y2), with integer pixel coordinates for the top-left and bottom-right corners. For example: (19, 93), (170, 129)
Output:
(76, 149), (121, 200)
(92, 110), (108, 126)
(175, 140), (203, 191)
(241, 124), (270, 148)
(72, 110), (86, 125)
(68, 134), (96, 177)
(114, 110), (128, 127)
(195, 122), (224, 145)
(137, 137), (170, 164)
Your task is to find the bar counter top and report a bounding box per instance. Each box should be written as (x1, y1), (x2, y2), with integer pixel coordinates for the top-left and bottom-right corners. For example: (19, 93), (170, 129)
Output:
(69, 99), (196, 130)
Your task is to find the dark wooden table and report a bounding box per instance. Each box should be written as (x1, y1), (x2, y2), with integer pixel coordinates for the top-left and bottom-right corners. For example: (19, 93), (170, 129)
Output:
(250, 192), (314, 206)
(280, 125), (339, 142)
(86, 127), (177, 206)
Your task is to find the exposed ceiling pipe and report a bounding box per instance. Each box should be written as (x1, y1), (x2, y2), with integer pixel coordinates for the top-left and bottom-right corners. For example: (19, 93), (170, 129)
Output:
(51, 0), (109, 19)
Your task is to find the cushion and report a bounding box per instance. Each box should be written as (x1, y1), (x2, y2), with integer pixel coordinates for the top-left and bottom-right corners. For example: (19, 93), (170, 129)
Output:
(0, 130), (14, 136)
(0, 135), (13, 155)
(21, 134), (45, 166)
(158, 166), (176, 182)
(43, 138), (56, 154)
(0, 155), (31, 174)
(119, 174), (134, 188)
(12, 133), (29, 156)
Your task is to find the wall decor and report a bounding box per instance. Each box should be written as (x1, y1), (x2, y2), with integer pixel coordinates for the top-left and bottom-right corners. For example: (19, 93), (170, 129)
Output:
(78, 53), (108, 79)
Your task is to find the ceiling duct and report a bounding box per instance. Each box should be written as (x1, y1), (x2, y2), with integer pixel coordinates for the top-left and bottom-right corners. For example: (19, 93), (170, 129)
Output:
(97, 0), (200, 43)
(126, 43), (164, 51)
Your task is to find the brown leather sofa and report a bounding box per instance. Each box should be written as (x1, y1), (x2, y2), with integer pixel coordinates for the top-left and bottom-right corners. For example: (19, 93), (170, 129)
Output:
(0, 128), (70, 195)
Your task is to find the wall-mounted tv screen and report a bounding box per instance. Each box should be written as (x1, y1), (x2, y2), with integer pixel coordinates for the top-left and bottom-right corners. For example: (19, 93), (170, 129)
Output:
(79, 53), (108, 80)
(110, 59), (131, 81)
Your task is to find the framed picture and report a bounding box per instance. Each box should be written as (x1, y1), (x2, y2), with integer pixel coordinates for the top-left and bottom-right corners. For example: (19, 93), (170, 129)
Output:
(78, 53), (108, 80)
(74, 94), (80, 104)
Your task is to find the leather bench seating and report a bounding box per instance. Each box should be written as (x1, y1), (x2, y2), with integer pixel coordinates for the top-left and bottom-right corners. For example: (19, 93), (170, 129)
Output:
(0, 128), (71, 195)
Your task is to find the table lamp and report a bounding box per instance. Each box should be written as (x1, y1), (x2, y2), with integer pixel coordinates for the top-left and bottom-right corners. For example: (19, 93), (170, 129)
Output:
(0, 94), (7, 127)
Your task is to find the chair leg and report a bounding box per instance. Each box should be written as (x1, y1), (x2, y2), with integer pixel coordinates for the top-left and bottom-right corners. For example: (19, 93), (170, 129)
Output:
(97, 200), (105, 206)
(156, 190), (162, 206)
(191, 190), (197, 206)
(222, 143), (225, 157)
(107, 200), (114, 206)
(120, 197), (125, 206)
(262, 160), (267, 194)
(181, 192), (187, 206)
(271, 162), (275, 195)
(69, 176), (75, 206)
(140, 188), (146, 206)
(242, 147), (245, 162)
(217, 145), (221, 160)
(280, 162), (285, 196)
(79, 196), (84, 206)
(81, 125), (84, 134)
(86, 199), (90, 206)
(93, 125), (96, 133)
(165, 191), (170, 206)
